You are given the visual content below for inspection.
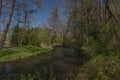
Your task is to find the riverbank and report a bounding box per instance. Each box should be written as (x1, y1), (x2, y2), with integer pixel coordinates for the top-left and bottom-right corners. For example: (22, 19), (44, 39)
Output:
(74, 53), (120, 80)
(0, 46), (83, 80)
(0, 46), (52, 62)
(0, 45), (119, 80)
(19, 52), (120, 80)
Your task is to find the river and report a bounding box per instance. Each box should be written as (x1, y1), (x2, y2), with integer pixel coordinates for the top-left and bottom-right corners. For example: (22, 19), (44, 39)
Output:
(0, 46), (87, 80)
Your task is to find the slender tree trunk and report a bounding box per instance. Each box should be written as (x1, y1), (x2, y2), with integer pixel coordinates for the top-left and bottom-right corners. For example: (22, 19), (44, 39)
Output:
(27, 16), (31, 45)
(20, 1), (28, 46)
(0, 0), (2, 30)
(0, 0), (15, 48)
(0, 0), (2, 18)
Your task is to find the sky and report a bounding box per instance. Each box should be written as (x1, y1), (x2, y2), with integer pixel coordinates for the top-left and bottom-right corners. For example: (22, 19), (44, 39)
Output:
(31, 0), (64, 27)
(0, 0), (65, 30)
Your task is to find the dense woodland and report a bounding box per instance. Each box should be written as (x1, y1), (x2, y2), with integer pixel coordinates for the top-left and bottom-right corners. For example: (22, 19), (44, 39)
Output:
(0, 0), (120, 80)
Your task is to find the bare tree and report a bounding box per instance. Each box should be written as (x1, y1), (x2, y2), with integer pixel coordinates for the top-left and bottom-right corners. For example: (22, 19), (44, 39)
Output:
(0, 0), (15, 48)
(48, 2), (60, 44)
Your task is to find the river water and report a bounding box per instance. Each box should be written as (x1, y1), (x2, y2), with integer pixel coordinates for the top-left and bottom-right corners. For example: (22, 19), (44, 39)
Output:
(0, 46), (87, 80)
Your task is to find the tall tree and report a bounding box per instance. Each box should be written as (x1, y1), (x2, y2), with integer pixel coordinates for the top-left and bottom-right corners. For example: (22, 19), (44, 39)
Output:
(14, 0), (42, 46)
(0, 0), (15, 48)
(0, 0), (2, 18)
(11, 25), (22, 47)
(48, 2), (60, 44)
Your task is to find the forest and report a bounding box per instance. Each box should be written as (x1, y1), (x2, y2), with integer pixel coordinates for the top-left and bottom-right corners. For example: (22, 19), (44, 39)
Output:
(0, 0), (120, 80)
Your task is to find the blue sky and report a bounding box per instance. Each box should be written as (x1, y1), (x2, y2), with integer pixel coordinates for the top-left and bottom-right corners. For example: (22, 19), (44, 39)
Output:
(1, 0), (65, 30)
(31, 0), (64, 27)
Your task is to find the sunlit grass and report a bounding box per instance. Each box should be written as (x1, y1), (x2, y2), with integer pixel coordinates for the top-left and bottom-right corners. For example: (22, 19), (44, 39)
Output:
(0, 46), (52, 62)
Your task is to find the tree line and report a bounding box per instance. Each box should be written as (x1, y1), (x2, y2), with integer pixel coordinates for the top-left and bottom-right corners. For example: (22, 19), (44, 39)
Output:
(0, 0), (42, 48)
(0, 0), (120, 53)
(64, 0), (120, 54)
(0, 0), (68, 48)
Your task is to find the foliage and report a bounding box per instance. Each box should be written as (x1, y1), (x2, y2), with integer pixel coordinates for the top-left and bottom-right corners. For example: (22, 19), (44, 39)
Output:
(11, 25), (28, 46)
(20, 67), (56, 80)
(11, 25), (22, 46)
(11, 25), (51, 47)
(98, 21), (120, 52)
(79, 53), (120, 80)
(30, 26), (51, 47)
(80, 19), (120, 57)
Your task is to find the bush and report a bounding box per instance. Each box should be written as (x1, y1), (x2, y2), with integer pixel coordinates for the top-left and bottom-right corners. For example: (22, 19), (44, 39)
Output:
(80, 54), (120, 80)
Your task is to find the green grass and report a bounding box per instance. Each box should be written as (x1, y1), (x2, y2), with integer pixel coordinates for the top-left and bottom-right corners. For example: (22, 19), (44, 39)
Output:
(0, 46), (52, 62)
(78, 52), (120, 80)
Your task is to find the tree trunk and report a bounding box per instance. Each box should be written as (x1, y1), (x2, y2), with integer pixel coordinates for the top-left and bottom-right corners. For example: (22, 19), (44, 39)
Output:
(0, 0), (15, 48)
(20, 1), (28, 46)
(0, 0), (2, 18)
(104, 0), (117, 22)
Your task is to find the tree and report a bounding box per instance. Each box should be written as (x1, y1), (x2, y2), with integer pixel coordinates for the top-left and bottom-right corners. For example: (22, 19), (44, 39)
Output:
(11, 25), (22, 47)
(0, 0), (2, 18)
(48, 2), (60, 44)
(30, 25), (51, 47)
(0, 0), (16, 48)
(18, 0), (42, 46)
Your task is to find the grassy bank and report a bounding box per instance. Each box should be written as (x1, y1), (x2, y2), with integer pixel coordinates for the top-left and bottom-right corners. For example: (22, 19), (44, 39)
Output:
(0, 46), (52, 62)
(76, 52), (120, 80)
